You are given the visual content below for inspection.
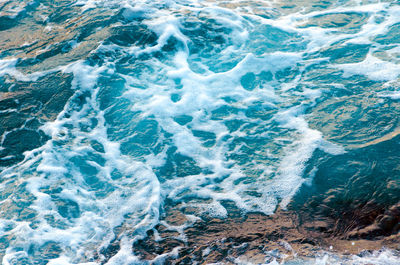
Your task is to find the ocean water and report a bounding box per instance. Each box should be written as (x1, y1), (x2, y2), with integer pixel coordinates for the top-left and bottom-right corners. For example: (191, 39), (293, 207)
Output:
(0, 0), (400, 264)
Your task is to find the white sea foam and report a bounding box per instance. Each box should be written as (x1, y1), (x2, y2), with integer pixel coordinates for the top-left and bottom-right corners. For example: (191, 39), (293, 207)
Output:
(0, 59), (29, 81)
(379, 91), (400, 100)
(302, 249), (400, 265)
(0, 62), (162, 264)
(1, 0), (399, 264)
(0, 58), (59, 82)
(336, 53), (400, 81)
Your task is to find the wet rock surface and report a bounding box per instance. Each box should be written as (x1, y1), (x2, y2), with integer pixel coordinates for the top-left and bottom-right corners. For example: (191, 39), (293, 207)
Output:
(0, 0), (118, 73)
(132, 206), (301, 264)
(131, 207), (400, 264)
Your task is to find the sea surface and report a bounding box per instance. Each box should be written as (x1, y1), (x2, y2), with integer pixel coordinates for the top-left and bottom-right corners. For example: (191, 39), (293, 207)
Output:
(1, 0), (400, 264)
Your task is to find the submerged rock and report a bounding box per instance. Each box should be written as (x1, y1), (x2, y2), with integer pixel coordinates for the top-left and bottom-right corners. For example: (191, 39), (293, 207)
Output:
(0, 71), (73, 167)
(292, 132), (400, 239)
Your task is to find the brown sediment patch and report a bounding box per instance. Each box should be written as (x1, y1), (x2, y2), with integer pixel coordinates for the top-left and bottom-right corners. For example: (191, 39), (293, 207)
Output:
(347, 127), (400, 149)
(0, 1), (116, 73)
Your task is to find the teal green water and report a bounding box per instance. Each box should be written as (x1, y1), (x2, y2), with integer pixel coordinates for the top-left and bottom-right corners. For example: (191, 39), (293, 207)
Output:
(0, 0), (400, 264)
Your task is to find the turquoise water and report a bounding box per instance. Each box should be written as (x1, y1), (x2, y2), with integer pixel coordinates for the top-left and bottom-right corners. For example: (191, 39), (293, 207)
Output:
(0, 0), (400, 264)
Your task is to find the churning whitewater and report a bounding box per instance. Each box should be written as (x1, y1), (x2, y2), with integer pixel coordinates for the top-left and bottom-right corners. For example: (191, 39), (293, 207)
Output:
(0, 0), (400, 264)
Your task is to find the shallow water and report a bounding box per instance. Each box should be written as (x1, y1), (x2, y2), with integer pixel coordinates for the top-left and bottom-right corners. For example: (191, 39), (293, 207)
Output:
(0, 0), (400, 264)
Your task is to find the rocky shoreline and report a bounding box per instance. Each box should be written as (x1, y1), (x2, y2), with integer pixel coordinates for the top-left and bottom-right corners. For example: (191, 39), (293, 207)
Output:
(130, 205), (400, 264)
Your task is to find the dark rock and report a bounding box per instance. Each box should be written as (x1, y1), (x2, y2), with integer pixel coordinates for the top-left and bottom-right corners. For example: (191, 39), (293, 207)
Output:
(3, 129), (46, 153)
